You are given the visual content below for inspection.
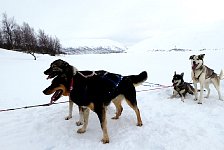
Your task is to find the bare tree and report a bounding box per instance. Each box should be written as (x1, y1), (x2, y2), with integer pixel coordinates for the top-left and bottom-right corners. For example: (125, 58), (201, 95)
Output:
(13, 25), (23, 49)
(1, 13), (16, 49)
(0, 29), (3, 48)
(21, 22), (37, 60)
(37, 29), (49, 54)
(53, 36), (61, 54)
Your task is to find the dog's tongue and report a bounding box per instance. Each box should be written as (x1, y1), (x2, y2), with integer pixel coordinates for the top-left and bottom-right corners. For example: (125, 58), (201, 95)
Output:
(50, 90), (63, 103)
(192, 64), (198, 70)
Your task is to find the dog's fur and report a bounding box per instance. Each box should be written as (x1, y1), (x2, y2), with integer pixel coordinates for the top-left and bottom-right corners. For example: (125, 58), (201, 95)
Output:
(189, 54), (224, 104)
(43, 59), (147, 143)
(171, 71), (195, 102)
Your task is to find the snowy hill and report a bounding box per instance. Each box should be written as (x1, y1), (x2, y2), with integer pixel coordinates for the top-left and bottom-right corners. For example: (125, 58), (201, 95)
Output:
(62, 39), (127, 54)
(1, 48), (224, 150)
(128, 22), (224, 53)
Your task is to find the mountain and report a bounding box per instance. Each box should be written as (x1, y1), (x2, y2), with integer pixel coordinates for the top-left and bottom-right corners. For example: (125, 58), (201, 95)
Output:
(62, 39), (127, 54)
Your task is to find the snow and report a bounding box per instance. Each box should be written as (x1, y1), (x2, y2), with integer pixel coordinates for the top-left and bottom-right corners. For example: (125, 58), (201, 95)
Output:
(128, 22), (224, 52)
(1, 48), (224, 150)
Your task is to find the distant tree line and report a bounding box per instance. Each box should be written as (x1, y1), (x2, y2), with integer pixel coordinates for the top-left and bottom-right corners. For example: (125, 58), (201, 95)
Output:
(0, 13), (63, 58)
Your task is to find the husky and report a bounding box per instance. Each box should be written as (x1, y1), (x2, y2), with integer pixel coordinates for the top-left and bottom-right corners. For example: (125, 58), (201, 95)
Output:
(189, 54), (224, 104)
(171, 71), (195, 102)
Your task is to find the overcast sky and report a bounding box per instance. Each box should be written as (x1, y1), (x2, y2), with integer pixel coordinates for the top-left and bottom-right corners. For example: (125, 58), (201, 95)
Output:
(1, 0), (224, 47)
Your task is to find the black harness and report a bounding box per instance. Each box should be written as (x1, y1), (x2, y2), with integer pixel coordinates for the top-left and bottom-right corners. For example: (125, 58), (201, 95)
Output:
(194, 65), (216, 81)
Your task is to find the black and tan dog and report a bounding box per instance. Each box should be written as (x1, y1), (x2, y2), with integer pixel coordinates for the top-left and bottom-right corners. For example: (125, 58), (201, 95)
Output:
(43, 59), (147, 143)
(189, 54), (223, 104)
(44, 59), (147, 124)
(170, 71), (195, 102)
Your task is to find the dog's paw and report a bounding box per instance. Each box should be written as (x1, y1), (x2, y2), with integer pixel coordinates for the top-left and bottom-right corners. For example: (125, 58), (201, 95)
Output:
(76, 121), (84, 126)
(101, 138), (109, 144)
(77, 128), (86, 134)
(137, 122), (143, 127)
(181, 97), (185, 102)
(65, 115), (72, 120)
(111, 116), (119, 119)
(194, 98), (198, 101)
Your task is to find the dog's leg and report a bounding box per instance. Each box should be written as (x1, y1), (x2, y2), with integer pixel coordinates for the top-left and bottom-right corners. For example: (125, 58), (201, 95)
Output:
(198, 81), (204, 104)
(193, 82), (198, 101)
(76, 106), (84, 126)
(111, 95), (123, 119)
(178, 90), (186, 102)
(170, 90), (178, 99)
(180, 94), (185, 102)
(204, 82), (210, 99)
(96, 107), (109, 144)
(211, 78), (223, 100)
(77, 107), (90, 133)
(65, 100), (73, 120)
(125, 99), (143, 126)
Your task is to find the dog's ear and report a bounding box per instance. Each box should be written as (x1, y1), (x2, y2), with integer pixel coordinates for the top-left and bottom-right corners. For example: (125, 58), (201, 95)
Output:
(181, 72), (184, 77)
(198, 54), (205, 60)
(189, 55), (195, 60)
(62, 61), (69, 67)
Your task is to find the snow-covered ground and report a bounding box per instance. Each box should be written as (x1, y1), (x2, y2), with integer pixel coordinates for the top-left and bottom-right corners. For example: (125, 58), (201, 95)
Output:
(0, 48), (224, 150)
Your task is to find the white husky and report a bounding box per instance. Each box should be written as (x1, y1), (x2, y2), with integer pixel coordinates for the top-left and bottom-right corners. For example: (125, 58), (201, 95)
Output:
(189, 54), (223, 104)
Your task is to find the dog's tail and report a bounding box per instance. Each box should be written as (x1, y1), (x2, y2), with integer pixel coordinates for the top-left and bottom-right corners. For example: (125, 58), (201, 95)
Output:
(219, 69), (224, 80)
(126, 71), (148, 87)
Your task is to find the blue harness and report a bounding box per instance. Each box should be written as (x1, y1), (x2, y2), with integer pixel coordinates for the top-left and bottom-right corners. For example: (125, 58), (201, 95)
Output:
(101, 72), (123, 87)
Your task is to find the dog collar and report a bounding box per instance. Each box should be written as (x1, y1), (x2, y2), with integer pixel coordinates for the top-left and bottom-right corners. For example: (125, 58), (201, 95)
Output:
(70, 78), (74, 91)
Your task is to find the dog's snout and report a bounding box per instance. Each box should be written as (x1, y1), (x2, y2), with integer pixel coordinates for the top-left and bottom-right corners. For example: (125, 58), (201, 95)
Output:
(44, 69), (49, 75)
(193, 61), (196, 65)
(43, 89), (48, 95)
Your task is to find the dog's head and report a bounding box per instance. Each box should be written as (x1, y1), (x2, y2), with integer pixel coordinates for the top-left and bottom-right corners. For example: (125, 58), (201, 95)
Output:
(43, 74), (70, 103)
(172, 71), (184, 86)
(189, 54), (205, 70)
(44, 59), (70, 79)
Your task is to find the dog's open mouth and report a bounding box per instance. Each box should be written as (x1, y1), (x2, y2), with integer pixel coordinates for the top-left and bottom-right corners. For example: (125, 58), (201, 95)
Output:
(46, 74), (58, 80)
(51, 89), (63, 103)
(173, 82), (177, 86)
(45, 72), (58, 80)
(192, 64), (198, 70)
(47, 75), (53, 80)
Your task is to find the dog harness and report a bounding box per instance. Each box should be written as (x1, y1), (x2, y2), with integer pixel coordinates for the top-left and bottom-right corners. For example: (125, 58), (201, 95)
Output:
(69, 71), (123, 92)
(174, 82), (194, 96)
(194, 65), (216, 81)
